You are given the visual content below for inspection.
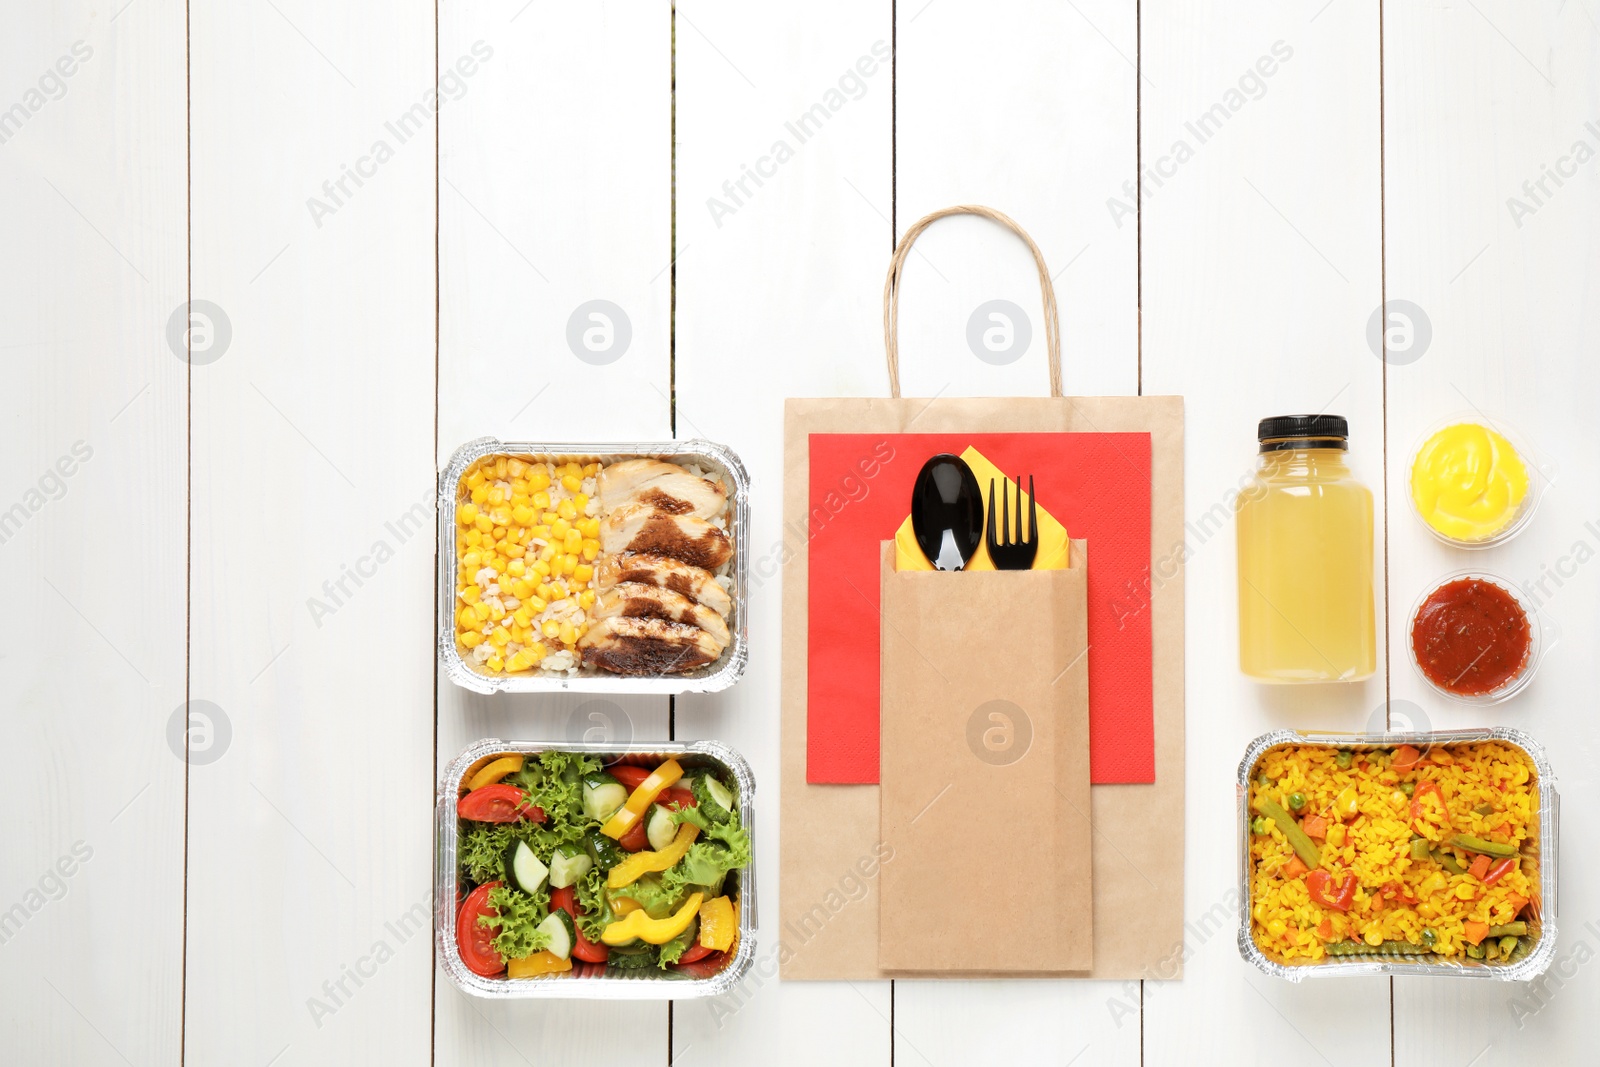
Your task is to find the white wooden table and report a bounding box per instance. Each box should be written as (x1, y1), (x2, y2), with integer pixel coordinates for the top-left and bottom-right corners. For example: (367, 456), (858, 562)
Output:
(3, 1), (1595, 1063)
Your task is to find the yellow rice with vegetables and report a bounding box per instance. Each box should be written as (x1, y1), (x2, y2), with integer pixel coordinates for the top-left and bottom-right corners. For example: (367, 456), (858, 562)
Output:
(1249, 741), (1541, 964)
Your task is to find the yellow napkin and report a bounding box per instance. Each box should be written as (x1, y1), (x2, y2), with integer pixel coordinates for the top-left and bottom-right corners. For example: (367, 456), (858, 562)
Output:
(893, 446), (1070, 570)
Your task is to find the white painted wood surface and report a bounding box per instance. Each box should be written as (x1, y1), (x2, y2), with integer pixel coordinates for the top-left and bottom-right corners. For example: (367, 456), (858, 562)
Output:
(2, 1), (1596, 1064)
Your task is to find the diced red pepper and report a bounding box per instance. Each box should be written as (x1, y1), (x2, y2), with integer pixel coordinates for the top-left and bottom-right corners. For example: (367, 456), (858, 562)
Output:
(1409, 779), (1445, 832)
(1482, 857), (1516, 886)
(1305, 870), (1357, 912)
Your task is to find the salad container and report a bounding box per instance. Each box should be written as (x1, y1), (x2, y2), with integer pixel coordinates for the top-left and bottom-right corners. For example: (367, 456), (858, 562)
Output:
(438, 437), (750, 695)
(437, 737), (758, 1000)
(1237, 728), (1558, 981)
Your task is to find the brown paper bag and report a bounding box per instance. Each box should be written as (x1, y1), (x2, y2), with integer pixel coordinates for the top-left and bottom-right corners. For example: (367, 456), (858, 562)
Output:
(779, 206), (1186, 981)
(878, 541), (1093, 973)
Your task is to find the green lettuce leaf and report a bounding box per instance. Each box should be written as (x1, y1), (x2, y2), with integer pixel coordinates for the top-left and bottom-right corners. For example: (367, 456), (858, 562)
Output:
(572, 864), (611, 943)
(662, 798), (752, 896)
(481, 885), (551, 962)
(504, 751), (603, 857)
(657, 925), (696, 969)
(458, 823), (521, 886)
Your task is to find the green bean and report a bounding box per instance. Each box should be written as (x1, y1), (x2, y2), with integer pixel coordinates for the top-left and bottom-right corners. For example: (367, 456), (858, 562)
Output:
(1326, 939), (1430, 956)
(1257, 797), (1320, 868)
(1257, 772), (1273, 788)
(1510, 938), (1531, 962)
(1451, 834), (1518, 858)
(1466, 943), (1486, 960)
(1432, 849), (1467, 876)
(1288, 792), (1306, 812)
(1410, 838), (1431, 861)
(1488, 922), (1528, 937)
(1474, 804), (1494, 816)
(1335, 749), (1353, 768)
(1498, 936), (1519, 958)
(1251, 816), (1270, 836)
(1421, 928), (1437, 947)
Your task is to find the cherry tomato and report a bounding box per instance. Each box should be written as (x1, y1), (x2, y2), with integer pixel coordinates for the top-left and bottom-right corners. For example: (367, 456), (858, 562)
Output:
(458, 784), (546, 824)
(618, 816), (649, 852)
(550, 886), (609, 964)
(610, 765), (651, 790)
(671, 950), (728, 979)
(678, 940), (714, 964)
(457, 881), (505, 977)
(659, 786), (697, 810)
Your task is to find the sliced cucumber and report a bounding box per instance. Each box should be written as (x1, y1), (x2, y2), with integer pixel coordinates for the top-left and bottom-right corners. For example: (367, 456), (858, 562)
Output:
(646, 804), (679, 851)
(536, 908), (575, 961)
(548, 847), (594, 890)
(584, 829), (623, 872)
(692, 774), (735, 822)
(582, 772), (629, 821)
(503, 839), (549, 895)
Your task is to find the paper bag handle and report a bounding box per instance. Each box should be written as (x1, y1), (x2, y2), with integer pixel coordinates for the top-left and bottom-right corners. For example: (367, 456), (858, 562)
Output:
(883, 204), (1063, 399)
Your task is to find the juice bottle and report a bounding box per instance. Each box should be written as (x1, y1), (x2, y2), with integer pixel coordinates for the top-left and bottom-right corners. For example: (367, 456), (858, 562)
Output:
(1236, 415), (1375, 682)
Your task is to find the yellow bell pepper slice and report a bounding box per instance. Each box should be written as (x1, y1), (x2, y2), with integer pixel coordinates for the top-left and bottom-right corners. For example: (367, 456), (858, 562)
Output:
(611, 897), (641, 916)
(506, 949), (571, 978)
(697, 895), (736, 952)
(599, 759), (684, 840)
(464, 754), (524, 792)
(607, 822), (699, 888)
(601, 891), (704, 946)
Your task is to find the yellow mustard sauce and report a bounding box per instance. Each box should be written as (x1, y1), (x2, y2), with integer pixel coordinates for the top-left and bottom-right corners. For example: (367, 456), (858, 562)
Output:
(1410, 423), (1529, 543)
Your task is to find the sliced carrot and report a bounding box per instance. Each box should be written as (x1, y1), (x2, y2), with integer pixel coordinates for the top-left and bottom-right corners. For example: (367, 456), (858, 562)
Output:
(1315, 918), (1334, 941)
(1282, 855), (1309, 879)
(1464, 921), (1490, 946)
(1468, 854), (1492, 880)
(1391, 744), (1422, 771)
(1301, 815), (1328, 841)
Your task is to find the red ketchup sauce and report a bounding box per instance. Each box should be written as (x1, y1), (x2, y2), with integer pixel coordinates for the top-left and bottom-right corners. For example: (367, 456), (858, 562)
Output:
(1410, 578), (1530, 695)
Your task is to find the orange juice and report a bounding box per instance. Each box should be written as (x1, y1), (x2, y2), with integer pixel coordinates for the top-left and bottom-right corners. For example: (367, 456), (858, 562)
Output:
(1236, 415), (1375, 682)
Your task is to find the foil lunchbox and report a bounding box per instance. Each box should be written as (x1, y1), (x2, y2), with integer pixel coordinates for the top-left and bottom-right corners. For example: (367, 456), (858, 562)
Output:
(436, 738), (758, 1000)
(1237, 728), (1558, 981)
(438, 437), (749, 694)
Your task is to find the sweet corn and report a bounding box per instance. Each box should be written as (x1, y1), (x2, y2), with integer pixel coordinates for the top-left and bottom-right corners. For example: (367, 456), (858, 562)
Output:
(511, 504), (537, 527)
(559, 622), (577, 645)
(557, 498), (578, 521)
(509, 579), (534, 599)
(551, 518), (571, 540)
(533, 560), (552, 577)
(457, 503), (479, 525)
(488, 602), (507, 621)
(486, 654), (503, 672)
(507, 559), (526, 576)
(1325, 823), (1346, 848)
(504, 544), (525, 560)
(537, 582), (554, 600)
(564, 529), (583, 552)
(573, 563), (594, 584)
(461, 551), (482, 569)
(462, 530), (482, 548)
(528, 469), (551, 492)
(542, 620), (561, 639)
(526, 595), (548, 612)
(538, 545), (555, 563)
(470, 484), (489, 505)
(513, 607), (533, 627)
(579, 590), (596, 609)
(577, 518), (600, 538)
(460, 586), (481, 604)
(533, 491), (551, 510)
(560, 554), (578, 575)
(457, 607), (478, 628)
(466, 469), (487, 489)
(473, 602), (492, 622)
(490, 626), (512, 647)
(507, 458), (527, 477)
(460, 630), (484, 648)
(581, 541), (599, 562)
(561, 473), (581, 494)
(1267, 919), (1287, 938)
(574, 492), (589, 512)
(474, 515), (493, 534)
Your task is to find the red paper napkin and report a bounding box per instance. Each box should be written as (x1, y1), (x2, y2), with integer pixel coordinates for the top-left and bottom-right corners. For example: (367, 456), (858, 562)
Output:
(806, 432), (1153, 785)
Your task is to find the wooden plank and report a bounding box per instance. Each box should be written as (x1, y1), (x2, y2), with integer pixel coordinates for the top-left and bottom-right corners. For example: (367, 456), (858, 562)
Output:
(0, 5), (186, 1064)
(891, 1), (1140, 1060)
(674, 1), (894, 1062)
(433, 2), (674, 1062)
(1140, 1), (1391, 1062)
(186, 1), (438, 1063)
(1384, 3), (1600, 1061)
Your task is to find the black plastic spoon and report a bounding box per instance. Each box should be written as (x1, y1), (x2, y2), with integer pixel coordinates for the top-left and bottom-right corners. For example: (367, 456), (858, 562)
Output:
(910, 453), (983, 571)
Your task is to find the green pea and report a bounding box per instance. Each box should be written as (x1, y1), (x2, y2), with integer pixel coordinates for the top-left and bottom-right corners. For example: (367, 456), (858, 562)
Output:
(1335, 750), (1353, 768)
(1401, 781), (1416, 796)
(1252, 816), (1270, 835)
(1257, 773), (1273, 789)
(1288, 792), (1306, 812)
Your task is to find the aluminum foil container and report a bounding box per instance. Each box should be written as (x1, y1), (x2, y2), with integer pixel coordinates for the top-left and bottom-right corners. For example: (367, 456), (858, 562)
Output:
(1238, 728), (1558, 981)
(438, 437), (749, 694)
(436, 738), (758, 1000)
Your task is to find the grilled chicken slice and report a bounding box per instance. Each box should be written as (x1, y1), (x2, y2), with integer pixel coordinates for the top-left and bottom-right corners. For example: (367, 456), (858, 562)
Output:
(601, 504), (732, 571)
(579, 615), (721, 675)
(595, 583), (730, 648)
(598, 459), (728, 520)
(595, 552), (732, 618)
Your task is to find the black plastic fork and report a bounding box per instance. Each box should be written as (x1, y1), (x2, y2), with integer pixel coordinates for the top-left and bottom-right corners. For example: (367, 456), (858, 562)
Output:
(986, 475), (1038, 570)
